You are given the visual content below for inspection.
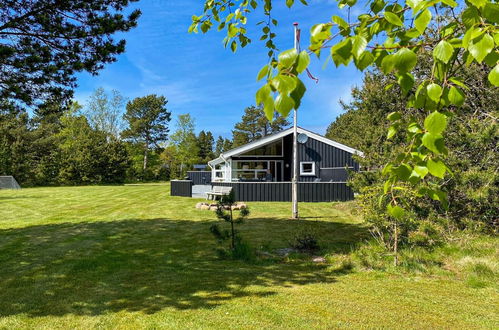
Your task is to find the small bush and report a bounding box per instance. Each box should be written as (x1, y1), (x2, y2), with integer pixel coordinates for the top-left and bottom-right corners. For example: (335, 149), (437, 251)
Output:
(290, 232), (319, 252)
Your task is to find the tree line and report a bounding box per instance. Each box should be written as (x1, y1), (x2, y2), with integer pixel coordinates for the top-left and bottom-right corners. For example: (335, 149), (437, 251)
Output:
(0, 89), (290, 186)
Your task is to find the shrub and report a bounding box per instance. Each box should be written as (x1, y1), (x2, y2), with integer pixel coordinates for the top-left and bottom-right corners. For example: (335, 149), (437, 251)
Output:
(290, 231), (319, 253)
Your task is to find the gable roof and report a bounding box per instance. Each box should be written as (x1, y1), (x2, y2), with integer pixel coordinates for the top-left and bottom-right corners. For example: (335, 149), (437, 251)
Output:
(209, 127), (363, 166)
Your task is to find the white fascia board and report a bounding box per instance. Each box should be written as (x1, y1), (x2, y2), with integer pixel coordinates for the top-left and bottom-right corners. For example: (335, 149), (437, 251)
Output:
(220, 128), (294, 159)
(208, 126), (364, 163)
(208, 156), (224, 166)
(297, 127), (364, 157)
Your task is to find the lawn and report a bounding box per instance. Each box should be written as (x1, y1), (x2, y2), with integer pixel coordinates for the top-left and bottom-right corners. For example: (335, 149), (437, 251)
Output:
(0, 184), (497, 329)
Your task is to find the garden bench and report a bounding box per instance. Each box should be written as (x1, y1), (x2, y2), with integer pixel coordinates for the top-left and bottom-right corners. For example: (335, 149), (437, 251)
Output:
(206, 186), (232, 200)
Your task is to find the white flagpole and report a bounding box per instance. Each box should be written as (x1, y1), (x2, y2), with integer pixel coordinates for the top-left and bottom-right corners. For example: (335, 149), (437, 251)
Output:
(292, 22), (299, 219)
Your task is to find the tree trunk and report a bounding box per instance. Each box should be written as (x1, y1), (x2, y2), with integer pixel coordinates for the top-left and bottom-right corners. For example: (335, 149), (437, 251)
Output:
(394, 222), (398, 266)
(230, 208), (235, 250)
(143, 143), (148, 173)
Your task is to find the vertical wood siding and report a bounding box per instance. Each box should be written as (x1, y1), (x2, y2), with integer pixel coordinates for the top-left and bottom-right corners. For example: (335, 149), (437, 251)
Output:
(171, 180), (193, 197)
(186, 171), (212, 185)
(212, 182), (353, 202)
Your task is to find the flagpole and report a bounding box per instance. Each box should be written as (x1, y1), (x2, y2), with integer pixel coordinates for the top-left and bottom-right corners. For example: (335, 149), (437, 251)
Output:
(292, 22), (299, 219)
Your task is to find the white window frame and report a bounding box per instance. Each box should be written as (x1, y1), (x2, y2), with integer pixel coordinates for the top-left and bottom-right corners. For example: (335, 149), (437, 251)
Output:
(300, 162), (316, 176)
(238, 138), (284, 158)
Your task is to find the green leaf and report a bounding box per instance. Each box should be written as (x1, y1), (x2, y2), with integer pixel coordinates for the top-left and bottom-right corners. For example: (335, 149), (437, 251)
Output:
(355, 51), (374, 70)
(330, 38), (353, 67)
(408, 122), (422, 133)
(257, 65), (270, 81)
(384, 11), (403, 26)
(387, 125), (397, 139)
(468, 0), (486, 9)
(255, 84), (271, 105)
(462, 7), (480, 29)
(296, 51), (310, 73)
(483, 3), (499, 24)
(441, 0), (457, 7)
(286, 0), (295, 8)
(433, 40), (454, 64)
(263, 96), (275, 121)
(230, 40), (237, 52)
(381, 54), (395, 74)
(413, 165), (429, 178)
(387, 204), (405, 219)
(278, 49), (298, 68)
(394, 48), (417, 73)
(422, 132), (444, 154)
(370, 0), (386, 13)
(427, 158), (446, 178)
(424, 111), (447, 135)
(275, 94), (295, 117)
(387, 112), (401, 121)
(448, 86), (465, 106)
(395, 164), (412, 181)
(398, 72), (414, 95)
(469, 34), (494, 63)
(488, 64), (499, 87)
(414, 9), (431, 33)
(352, 35), (367, 59)
(426, 83), (442, 103)
(271, 75), (297, 93)
(290, 79), (306, 109)
(332, 15), (349, 29)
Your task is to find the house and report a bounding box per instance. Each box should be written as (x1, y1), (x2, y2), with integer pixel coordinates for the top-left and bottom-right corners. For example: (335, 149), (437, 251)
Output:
(208, 127), (363, 183)
(172, 127), (363, 202)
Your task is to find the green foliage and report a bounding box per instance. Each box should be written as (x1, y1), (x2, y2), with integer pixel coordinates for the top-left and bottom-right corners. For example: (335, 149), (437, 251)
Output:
(0, 1), (140, 110)
(290, 231), (320, 252)
(122, 95), (171, 176)
(210, 191), (252, 261)
(192, 0), (499, 264)
(0, 101), (130, 186)
(215, 136), (233, 156)
(162, 114), (200, 179)
(232, 105), (289, 147)
(85, 88), (126, 138)
(327, 62), (498, 246)
(197, 130), (215, 163)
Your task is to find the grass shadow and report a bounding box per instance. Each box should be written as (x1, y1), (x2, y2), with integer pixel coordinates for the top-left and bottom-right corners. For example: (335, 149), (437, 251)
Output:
(0, 217), (367, 317)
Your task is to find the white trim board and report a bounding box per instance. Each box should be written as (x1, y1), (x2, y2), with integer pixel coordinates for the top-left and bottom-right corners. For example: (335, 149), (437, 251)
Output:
(209, 127), (363, 166)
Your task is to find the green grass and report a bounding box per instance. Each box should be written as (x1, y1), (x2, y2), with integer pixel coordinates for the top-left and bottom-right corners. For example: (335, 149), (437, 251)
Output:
(0, 184), (497, 329)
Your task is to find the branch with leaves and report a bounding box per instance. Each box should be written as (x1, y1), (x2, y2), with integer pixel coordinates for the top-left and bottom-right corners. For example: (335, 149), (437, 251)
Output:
(191, 0), (498, 262)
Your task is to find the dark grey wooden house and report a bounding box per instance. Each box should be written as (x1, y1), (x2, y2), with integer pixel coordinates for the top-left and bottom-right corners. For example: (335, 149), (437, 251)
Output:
(208, 127), (362, 184)
(173, 127), (362, 201)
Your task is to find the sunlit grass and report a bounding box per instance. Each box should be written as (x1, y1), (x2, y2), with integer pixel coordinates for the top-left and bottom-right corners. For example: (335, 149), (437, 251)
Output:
(0, 184), (497, 329)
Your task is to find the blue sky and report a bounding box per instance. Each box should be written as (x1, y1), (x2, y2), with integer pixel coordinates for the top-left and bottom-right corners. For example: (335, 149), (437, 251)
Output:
(74, 0), (364, 138)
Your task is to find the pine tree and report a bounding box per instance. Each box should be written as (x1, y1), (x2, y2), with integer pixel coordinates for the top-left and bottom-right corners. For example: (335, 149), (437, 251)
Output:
(0, 1), (140, 110)
(122, 95), (171, 175)
(232, 105), (290, 147)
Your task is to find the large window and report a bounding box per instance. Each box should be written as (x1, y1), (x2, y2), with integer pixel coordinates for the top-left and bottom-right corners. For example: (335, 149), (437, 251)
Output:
(239, 139), (283, 157)
(232, 161), (268, 180)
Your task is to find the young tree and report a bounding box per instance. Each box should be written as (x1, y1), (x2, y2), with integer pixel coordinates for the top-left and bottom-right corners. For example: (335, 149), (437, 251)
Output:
(210, 192), (250, 252)
(122, 95), (171, 174)
(0, 1), (141, 110)
(232, 105), (290, 147)
(85, 88), (126, 138)
(169, 114), (200, 177)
